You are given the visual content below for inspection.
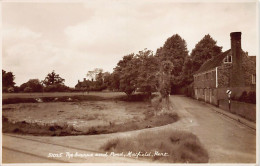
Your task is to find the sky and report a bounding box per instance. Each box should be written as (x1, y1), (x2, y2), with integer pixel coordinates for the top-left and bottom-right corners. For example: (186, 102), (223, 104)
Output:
(2, 0), (258, 87)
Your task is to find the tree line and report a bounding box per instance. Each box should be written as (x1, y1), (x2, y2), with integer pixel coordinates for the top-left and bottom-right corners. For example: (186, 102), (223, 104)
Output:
(3, 34), (222, 94)
(2, 70), (69, 93)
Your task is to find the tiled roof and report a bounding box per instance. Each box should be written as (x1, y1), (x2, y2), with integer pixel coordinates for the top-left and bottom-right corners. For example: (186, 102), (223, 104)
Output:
(195, 49), (231, 74)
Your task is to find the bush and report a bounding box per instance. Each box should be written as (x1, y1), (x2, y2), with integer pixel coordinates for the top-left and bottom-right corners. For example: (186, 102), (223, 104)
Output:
(118, 93), (157, 102)
(238, 91), (256, 104)
(44, 84), (70, 92)
(247, 91), (256, 104)
(24, 87), (33, 92)
(239, 91), (248, 102)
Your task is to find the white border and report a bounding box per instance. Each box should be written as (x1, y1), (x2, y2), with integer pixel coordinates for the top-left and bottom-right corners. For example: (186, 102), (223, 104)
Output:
(0, 0), (259, 166)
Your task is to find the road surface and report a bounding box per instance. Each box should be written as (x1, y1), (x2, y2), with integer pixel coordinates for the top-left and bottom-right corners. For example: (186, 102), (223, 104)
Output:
(2, 95), (256, 163)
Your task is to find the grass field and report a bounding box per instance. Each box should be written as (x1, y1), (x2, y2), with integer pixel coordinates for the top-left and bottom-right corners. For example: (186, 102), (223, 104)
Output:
(2, 92), (178, 136)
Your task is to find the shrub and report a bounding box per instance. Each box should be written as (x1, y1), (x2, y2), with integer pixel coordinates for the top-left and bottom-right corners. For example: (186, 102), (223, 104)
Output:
(238, 91), (256, 104)
(24, 87), (33, 92)
(118, 93), (158, 102)
(100, 129), (209, 163)
(247, 91), (256, 104)
(238, 91), (248, 102)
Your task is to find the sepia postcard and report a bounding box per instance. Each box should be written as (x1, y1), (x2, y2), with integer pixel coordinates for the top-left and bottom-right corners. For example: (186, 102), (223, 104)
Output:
(1, 0), (258, 165)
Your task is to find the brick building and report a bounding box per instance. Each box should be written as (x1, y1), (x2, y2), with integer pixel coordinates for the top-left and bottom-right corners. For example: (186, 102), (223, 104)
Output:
(193, 32), (256, 105)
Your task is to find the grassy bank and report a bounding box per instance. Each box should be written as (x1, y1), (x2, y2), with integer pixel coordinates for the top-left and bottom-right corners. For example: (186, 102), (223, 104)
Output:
(2, 112), (178, 136)
(100, 129), (209, 163)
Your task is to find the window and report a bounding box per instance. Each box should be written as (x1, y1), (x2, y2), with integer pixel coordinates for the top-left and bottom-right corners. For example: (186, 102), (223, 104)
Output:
(224, 55), (232, 63)
(252, 74), (256, 84)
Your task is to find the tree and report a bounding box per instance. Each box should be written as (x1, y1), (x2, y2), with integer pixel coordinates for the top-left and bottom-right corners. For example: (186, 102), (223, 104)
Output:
(43, 70), (65, 86)
(42, 71), (68, 92)
(159, 34), (189, 91)
(86, 68), (103, 82)
(109, 72), (120, 91)
(103, 72), (112, 88)
(20, 79), (43, 92)
(182, 56), (194, 86)
(158, 60), (174, 110)
(114, 53), (138, 96)
(2, 70), (15, 88)
(191, 34), (222, 72)
(159, 60), (174, 98)
(135, 49), (159, 96)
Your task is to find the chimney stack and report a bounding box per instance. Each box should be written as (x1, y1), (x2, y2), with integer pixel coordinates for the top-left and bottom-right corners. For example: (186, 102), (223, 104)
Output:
(230, 32), (244, 87)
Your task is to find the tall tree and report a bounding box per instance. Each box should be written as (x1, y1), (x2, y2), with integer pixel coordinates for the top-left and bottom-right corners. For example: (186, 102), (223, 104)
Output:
(191, 34), (222, 72)
(181, 56), (194, 86)
(86, 68), (103, 82)
(2, 70), (15, 88)
(114, 53), (138, 96)
(43, 70), (65, 86)
(159, 34), (189, 91)
(135, 49), (159, 96)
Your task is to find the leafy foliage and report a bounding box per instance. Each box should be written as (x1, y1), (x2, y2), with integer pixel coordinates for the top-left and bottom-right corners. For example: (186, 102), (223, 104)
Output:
(135, 49), (159, 95)
(158, 34), (189, 90)
(2, 70), (16, 91)
(20, 79), (43, 92)
(42, 71), (68, 92)
(190, 34), (222, 73)
(114, 53), (138, 96)
(237, 91), (256, 104)
(159, 60), (174, 98)
(112, 49), (159, 96)
(43, 70), (65, 86)
(182, 56), (194, 86)
(75, 69), (110, 92)
(86, 68), (103, 82)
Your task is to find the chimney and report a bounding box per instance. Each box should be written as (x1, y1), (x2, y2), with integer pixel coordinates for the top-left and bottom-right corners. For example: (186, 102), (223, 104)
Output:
(84, 78), (86, 82)
(230, 32), (244, 87)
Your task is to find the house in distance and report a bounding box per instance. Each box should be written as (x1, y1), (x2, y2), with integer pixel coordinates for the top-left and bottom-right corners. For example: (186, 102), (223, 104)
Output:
(193, 32), (256, 105)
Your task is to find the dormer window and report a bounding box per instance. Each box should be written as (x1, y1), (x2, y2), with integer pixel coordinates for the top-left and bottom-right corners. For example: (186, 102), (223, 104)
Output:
(224, 55), (232, 63)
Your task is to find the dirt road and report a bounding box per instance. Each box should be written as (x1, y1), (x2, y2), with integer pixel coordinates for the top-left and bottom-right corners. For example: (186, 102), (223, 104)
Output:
(2, 95), (256, 163)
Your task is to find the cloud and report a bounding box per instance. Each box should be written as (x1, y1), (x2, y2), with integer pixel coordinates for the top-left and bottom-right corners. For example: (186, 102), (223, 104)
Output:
(2, 25), (101, 87)
(2, 2), (257, 87)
